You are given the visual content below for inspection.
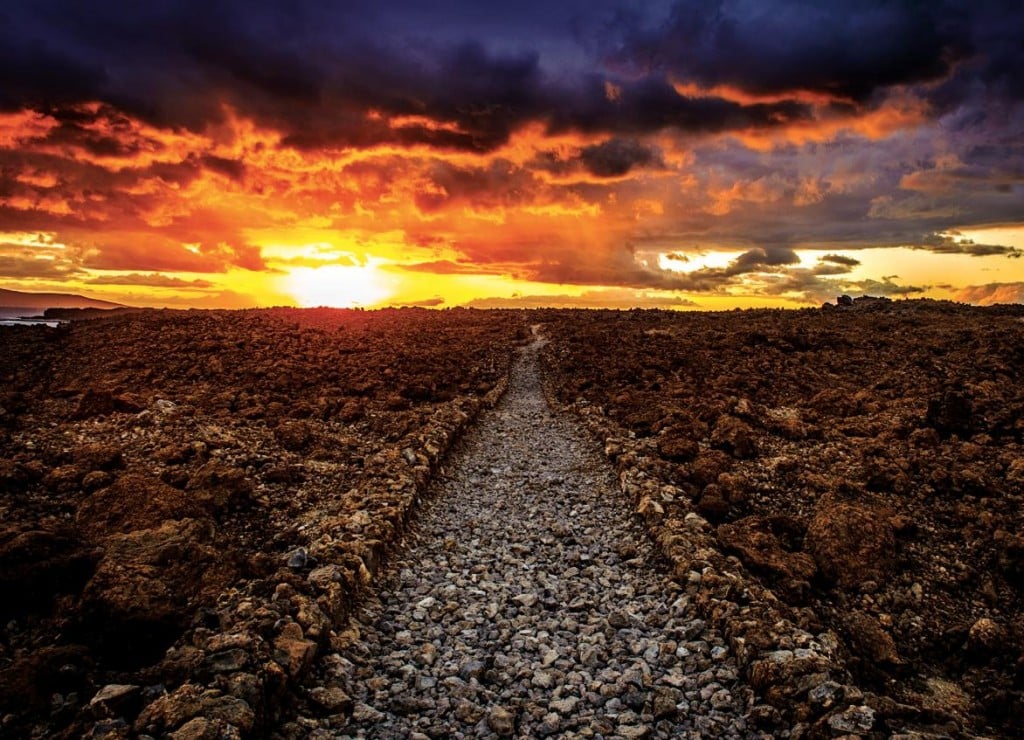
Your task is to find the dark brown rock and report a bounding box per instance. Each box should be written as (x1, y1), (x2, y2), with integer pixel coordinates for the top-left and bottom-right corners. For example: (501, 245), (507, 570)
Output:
(275, 420), (316, 452)
(186, 461), (253, 512)
(0, 526), (93, 616)
(73, 443), (126, 472)
(926, 390), (974, 438)
(806, 501), (896, 588)
(688, 449), (733, 487)
(72, 390), (143, 420)
(842, 611), (900, 665)
(0, 645), (93, 713)
(657, 428), (700, 462)
(696, 484), (731, 521)
(710, 415), (758, 458)
(80, 518), (234, 666)
(77, 473), (202, 539)
(717, 517), (816, 599)
(337, 399), (365, 422)
(0, 458), (43, 492)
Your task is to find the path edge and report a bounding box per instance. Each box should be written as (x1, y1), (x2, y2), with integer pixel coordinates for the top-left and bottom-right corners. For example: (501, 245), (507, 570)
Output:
(118, 359), (518, 737)
(537, 360), (951, 739)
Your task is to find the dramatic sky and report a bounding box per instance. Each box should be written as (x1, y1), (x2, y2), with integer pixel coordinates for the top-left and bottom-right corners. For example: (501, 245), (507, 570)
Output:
(2, 0), (1023, 309)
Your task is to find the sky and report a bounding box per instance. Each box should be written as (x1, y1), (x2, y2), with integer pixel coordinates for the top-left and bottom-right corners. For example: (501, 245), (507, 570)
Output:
(1, 0), (1023, 310)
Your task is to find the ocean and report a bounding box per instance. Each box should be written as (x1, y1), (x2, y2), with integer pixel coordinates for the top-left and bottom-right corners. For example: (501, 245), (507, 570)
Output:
(0, 307), (63, 327)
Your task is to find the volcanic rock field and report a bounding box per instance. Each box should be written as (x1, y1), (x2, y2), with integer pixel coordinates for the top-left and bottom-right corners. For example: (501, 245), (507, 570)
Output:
(1, 300), (1022, 738)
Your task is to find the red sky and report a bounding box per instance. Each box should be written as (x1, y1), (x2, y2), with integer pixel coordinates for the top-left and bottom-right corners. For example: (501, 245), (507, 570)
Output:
(2, 1), (1023, 310)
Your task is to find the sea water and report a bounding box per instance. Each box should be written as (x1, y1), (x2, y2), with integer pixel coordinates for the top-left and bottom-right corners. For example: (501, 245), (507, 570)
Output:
(0, 307), (63, 327)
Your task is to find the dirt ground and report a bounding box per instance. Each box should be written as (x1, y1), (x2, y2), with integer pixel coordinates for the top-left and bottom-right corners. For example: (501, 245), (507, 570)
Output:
(540, 298), (1024, 737)
(0, 307), (521, 737)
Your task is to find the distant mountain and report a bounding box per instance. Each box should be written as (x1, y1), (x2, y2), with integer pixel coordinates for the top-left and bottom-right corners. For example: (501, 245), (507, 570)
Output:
(0, 288), (124, 310)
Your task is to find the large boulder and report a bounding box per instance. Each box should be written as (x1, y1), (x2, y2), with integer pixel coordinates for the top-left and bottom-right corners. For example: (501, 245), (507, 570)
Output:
(806, 501), (896, 588)
(657, 427), (700, 462)
(717, 517), (817, 600)
(186, 461), (253, 512)
(76, 473), (202, 540)
(926, 390), (974, 438)
(71, 390), (144, 420)
(0, 526), (93, 617)
(710, 415), (758, 458)
(79, 518), (235, 667)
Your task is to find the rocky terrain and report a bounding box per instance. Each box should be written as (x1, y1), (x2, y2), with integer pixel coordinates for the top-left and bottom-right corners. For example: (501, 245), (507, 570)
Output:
(540, 298), (1024, 737)
(0, 307), (522, 737)
(3, 299), (1023, 738)
(280, 335), (754, 739)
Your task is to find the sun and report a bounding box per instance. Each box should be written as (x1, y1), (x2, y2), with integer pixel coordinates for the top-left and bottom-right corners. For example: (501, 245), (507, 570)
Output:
(284, 264), (394, 307)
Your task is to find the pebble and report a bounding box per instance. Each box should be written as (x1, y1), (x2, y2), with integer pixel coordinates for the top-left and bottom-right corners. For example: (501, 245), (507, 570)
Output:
(297, 340), (750, 737)
(487, 705), (516, 735)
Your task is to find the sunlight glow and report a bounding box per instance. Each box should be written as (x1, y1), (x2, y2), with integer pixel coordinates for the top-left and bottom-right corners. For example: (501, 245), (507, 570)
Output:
(658, 250), (737, 273)
(283, 263), (395, 307)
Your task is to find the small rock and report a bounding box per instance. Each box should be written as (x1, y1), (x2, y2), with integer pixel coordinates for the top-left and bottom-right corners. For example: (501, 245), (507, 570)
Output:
(453, 699), (483, 723)
(487, 705), (516, 736)
(549, 696), (579, 714)
(308, 565), (341, 590)
(531, 671), (555, 689)
(205, 649), (250, 673)
(458, 659), (487, 681)
(537, 712), (561, 735)
(415, 643), (439, 666)
(513, 593), (538, 608)
(273, 623), (317, 679)
(967, 617), (1004, 656)
(607, 611), (630, 629)
(827, 705), (875, 734)
(808, 681), (844, 709)
(351, 702), (384, 723)
(618, 723), (651, 739)
(89, 683), (140, 710)
(286, 547), (308, 569)
(651, 687), (679, 719)
(309, 686), (353, 714)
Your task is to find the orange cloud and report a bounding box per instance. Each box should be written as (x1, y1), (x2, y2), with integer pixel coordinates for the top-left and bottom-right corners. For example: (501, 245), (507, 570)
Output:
(733, 90), (930, 150)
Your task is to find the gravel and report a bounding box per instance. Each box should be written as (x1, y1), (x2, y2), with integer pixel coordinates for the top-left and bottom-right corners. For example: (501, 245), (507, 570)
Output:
(287, 338), (755, 738)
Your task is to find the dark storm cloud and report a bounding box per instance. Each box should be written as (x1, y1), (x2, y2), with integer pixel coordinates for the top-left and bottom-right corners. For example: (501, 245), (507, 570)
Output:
(3, 1), (1022, 149)
(413, 159), (541, 213)
(916, 232), (1023, 258)
(200, 155), (246, 182)
(0, 256), (79, 279)
(601, 0), (1018, 105)
(546, 74), (811, 138)
(579, 138), (662, 177)
(820, 254), (861, 268)
(530, 138), (664, 179)
(4, 0), (968, 154)
(761, 271), (927, 303)
(2, 0), (1023, 303)
(729, 247), (800, 273)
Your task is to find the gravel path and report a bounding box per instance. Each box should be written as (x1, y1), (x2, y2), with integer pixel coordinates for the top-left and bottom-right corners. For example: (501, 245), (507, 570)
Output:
(296, 338), (755, 739)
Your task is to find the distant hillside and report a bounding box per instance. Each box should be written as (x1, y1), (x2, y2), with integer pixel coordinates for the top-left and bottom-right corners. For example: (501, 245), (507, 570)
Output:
(0, 288), (123, 310)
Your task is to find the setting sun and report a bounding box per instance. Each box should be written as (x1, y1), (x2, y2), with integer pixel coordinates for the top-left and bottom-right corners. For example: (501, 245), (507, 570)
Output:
(283, 264), (395, 308)
(1, 1), (1023, 312)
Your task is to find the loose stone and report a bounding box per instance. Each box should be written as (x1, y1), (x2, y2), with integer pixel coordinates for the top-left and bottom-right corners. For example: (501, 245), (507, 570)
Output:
(299, 338), (749, 737)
